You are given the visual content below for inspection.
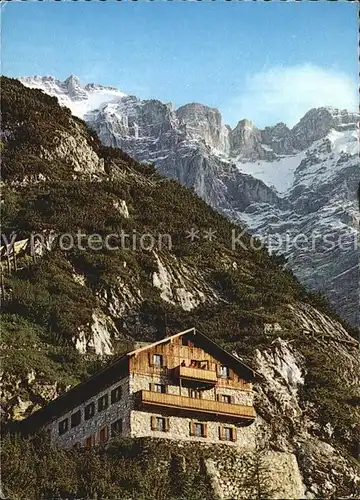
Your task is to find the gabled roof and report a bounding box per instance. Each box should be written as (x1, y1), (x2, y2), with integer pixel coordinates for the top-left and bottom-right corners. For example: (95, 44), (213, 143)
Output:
(16, 327), (257, 435)
(172, 328), (258, 379)
(127, 327), (195, 357)
(128, 327), (257, 379)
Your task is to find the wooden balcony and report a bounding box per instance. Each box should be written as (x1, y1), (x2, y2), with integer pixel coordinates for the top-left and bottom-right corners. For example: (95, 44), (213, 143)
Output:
(135, 390), (256, 422)
(174, 365), (218, 384)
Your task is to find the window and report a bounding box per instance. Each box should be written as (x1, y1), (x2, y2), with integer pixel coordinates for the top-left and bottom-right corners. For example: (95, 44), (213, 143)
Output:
(219, 365), (230, 379)
(98, 394), (109, 412)
(182, 337), (194, 347)
(58, 418), (68, 435)
(153, 354), (163, 367)
(151, 416), (169, 432)
(220, 394), (232, 404)
(219, 426), (237, 442)
(194, 423), (205, 437)
(111, 419), (122, 437)
(189, 389), (202, 399)
(150, 383), (167, 393)
(190, 422), (206, 438)
(85, 435), (96, 448)
(99, 426), (109, 443)
(224, 427), (233, 441)
(85, 402), (95, 420)
(189, 360), (208, 369)
(111, 386), (122, 404)
(71, 410), (81, 428)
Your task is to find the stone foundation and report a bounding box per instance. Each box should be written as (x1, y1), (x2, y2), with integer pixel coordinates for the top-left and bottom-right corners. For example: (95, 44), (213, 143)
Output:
(205, 450), (305, 499)
(132, 438), (306, 499)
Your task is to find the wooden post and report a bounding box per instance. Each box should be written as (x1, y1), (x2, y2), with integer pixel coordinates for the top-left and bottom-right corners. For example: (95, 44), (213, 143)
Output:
(0, 270), (4, 297)
(13, 247), (17, 271)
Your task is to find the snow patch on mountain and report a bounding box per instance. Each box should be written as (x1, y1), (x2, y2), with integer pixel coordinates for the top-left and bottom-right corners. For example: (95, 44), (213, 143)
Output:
(20, 75), (127, 119)
(236, 152), (307, 194)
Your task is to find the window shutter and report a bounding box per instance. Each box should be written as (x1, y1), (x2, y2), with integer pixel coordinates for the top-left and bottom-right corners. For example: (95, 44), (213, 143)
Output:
(149, 383), (154, 392)
(99, 426), (108, 443)
(164, 385), (168, 394)
(229, 369), (234, 380)
(189, 422), (194, 436)
(203, 424), (208, 438)
(151, 416), (157, 430)
(162, 355), (167, 368)
(216, 365), (220, 377)
(218, 426), (224, 441)
(230, 395), (235, 404)
(216, 393), (220, 402)
(231, 427), (237, 442)
(165, 417), (170, 432)
(148, 353), (153, 367)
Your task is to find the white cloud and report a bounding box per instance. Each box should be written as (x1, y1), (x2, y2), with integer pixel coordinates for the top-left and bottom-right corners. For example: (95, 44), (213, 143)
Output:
(224, 64), (357, 128)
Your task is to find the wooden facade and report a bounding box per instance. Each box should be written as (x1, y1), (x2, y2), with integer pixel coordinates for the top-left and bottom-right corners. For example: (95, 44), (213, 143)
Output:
(129, 330), (253, 391)
(18, 327), (256, 446)
(136, 390), (256, 420)
(129, 328), (255, 425)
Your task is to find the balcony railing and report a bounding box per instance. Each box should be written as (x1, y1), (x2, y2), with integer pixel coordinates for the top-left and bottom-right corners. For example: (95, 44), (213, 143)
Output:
(136, 390), (256, 421)
(174, 365), (218, 384)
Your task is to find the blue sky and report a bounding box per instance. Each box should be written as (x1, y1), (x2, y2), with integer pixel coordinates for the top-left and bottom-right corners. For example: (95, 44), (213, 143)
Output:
(2, 1), (358, 127)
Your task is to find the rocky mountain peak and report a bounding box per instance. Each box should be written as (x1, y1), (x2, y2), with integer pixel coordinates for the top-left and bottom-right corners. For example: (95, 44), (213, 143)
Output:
(261, 122), (295, 155)
(234, 118), (256, 130)
(64, 74), (82, 87)
(63, 74), (88, 101)
(264, 122), (291, 136)
(230, 118), (266, 159)
(176, 102), (230, 153)
(19, 75), (127, 118)
(84, 82), (119, 92)
(291, 106), (359, 150)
